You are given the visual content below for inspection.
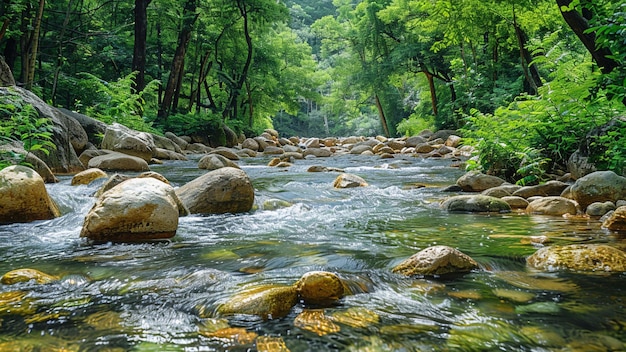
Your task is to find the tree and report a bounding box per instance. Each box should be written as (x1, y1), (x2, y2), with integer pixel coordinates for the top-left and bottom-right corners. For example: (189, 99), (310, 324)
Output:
(132, 0), (152, 93)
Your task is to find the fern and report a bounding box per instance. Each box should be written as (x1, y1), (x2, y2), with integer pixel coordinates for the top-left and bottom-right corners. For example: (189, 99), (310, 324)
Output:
(0, 88), (56, 170)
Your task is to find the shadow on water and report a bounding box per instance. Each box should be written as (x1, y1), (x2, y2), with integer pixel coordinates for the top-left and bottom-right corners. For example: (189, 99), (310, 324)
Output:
(0, 154), (625, 350)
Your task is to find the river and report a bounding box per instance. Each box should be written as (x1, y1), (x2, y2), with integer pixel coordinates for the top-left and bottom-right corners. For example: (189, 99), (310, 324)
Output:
(0, 154), (624, 351)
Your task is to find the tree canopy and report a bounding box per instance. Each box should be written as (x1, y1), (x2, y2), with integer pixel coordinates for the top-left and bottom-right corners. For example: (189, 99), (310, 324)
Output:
(1, 0), (625, 178)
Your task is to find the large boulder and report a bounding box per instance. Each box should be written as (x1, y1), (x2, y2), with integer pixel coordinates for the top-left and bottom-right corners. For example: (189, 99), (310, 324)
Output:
(602, 206), (626, 231)
(512, 181), (570, 199)
(1, 87), (85, 174)
(176, 167), (254, 214)
(562, 171), (626, 210)
(100, 123), (156, 162)
(198, 154), (240, 170)
(567, 150), (597, 180)
(441, 195), (511, 213)
(217, 285), (298, 320)
(87, 151), (150, 172)
(58, 108), (107, 149)
(0, 165), (61, 224)
(526, 197), (578, 216)
(80, 177), (184, 242)
(527, 244), (626, 272)
(0, 56), (16, 86)
(456, 171), (506, 192)
(151, 133), (183, 154)
(0, 141), (57, 182)
(392, 245), (479, 276)
(164, 132), (189, 151)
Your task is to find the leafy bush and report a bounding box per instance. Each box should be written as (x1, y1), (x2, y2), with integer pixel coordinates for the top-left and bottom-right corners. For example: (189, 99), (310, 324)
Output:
(0, 89), (56, 169)
(396, 114), (434, 136)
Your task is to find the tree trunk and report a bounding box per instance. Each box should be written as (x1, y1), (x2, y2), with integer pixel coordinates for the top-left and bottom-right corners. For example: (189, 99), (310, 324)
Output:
(513, 9), (542, 95)
(132, 0), (151, 93)
(555, 0), (618, 74)
(424, 70), (438, 116)
(157, 0), (198, 122)
(51, 0), (74, 104)
(374, 93), (390, 137)
(24, 0), (45, 90)
(222, 0), (254, 121)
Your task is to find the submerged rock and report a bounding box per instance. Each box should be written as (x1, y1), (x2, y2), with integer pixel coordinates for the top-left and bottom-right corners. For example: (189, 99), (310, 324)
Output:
(1, 268), (59, 284)
(296, 271), (344, 306)
(392, 245), (479, 276)
(176, 167), (254, 214)
(527, 244), (626, 272)
(294, 309), (340, 336)
(0, 165), (61, 224)
(80, 177), (183, 242)
(441, 195), (511, 213)
(217, 285), (298, 320)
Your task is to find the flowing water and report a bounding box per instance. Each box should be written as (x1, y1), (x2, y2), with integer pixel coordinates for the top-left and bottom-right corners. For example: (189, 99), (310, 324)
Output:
(1, 154), (625, 351)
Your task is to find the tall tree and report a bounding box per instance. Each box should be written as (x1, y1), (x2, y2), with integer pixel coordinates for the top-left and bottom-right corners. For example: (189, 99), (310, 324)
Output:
(132, 0), (151, 93)
(157, 0), (198, 122)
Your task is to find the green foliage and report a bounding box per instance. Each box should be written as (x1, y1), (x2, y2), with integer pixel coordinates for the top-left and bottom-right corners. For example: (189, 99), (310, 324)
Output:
(588, 3), (626, 104)
(0, 89), (56, 169)
(80, 72), (160, 134)
(396, 114), (434, 136)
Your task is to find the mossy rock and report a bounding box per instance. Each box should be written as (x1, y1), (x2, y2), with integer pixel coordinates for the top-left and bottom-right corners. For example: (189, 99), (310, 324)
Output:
(441, 195), (511, 213)
(527, 244), (626, 272)
(217, 285), (298, 320)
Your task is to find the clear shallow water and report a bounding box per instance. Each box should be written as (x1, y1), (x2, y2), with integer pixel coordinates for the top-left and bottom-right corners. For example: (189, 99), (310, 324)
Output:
(0, 154), (625, 351)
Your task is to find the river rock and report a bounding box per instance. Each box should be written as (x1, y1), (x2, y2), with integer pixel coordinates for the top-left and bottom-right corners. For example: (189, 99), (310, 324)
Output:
(392, 245), (479, 276)
(441, 195), (511, 213)
(445, 135), (462, 148)
(0, 268), (59, 285)
(527, 244), (626, 272)
(563, 171), (626, 210)
(176, 167), (254, 214)
(262, 146), (284, 155)
(526, 197), (578, 216)
(512, 181), (570, 198)
(1, 87), (85, 174)
(0, 165), (61, 224)
(414, 143), (436, 154)
(100, 123), (156, 162)
(303, 147), (332, 158)
(164, 132), (189, 151)
(456, 171), (506, 192)
(333, 173), (368, 188)
(296, 271), (344, 305)
(209, 148), (240, 160)
(0, 141), (57, 183)
(71, 168), (108, 186)
(307, 165), (344, 173)
(217, 285), (298, 320)
(501, 196), (529, 209)
(154, 147), (187, 161)
(602, 206), (626, 231)
(87, 151), (150, 172)
(586, 201), (616, 217)
(80, 178), (183, 242)
(405, 135), (427, 147)
(151, 133), (183, 154)
(294, 310), (340, 336)
(350, 144), (374, 155)
(198, 154), (240, 170)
